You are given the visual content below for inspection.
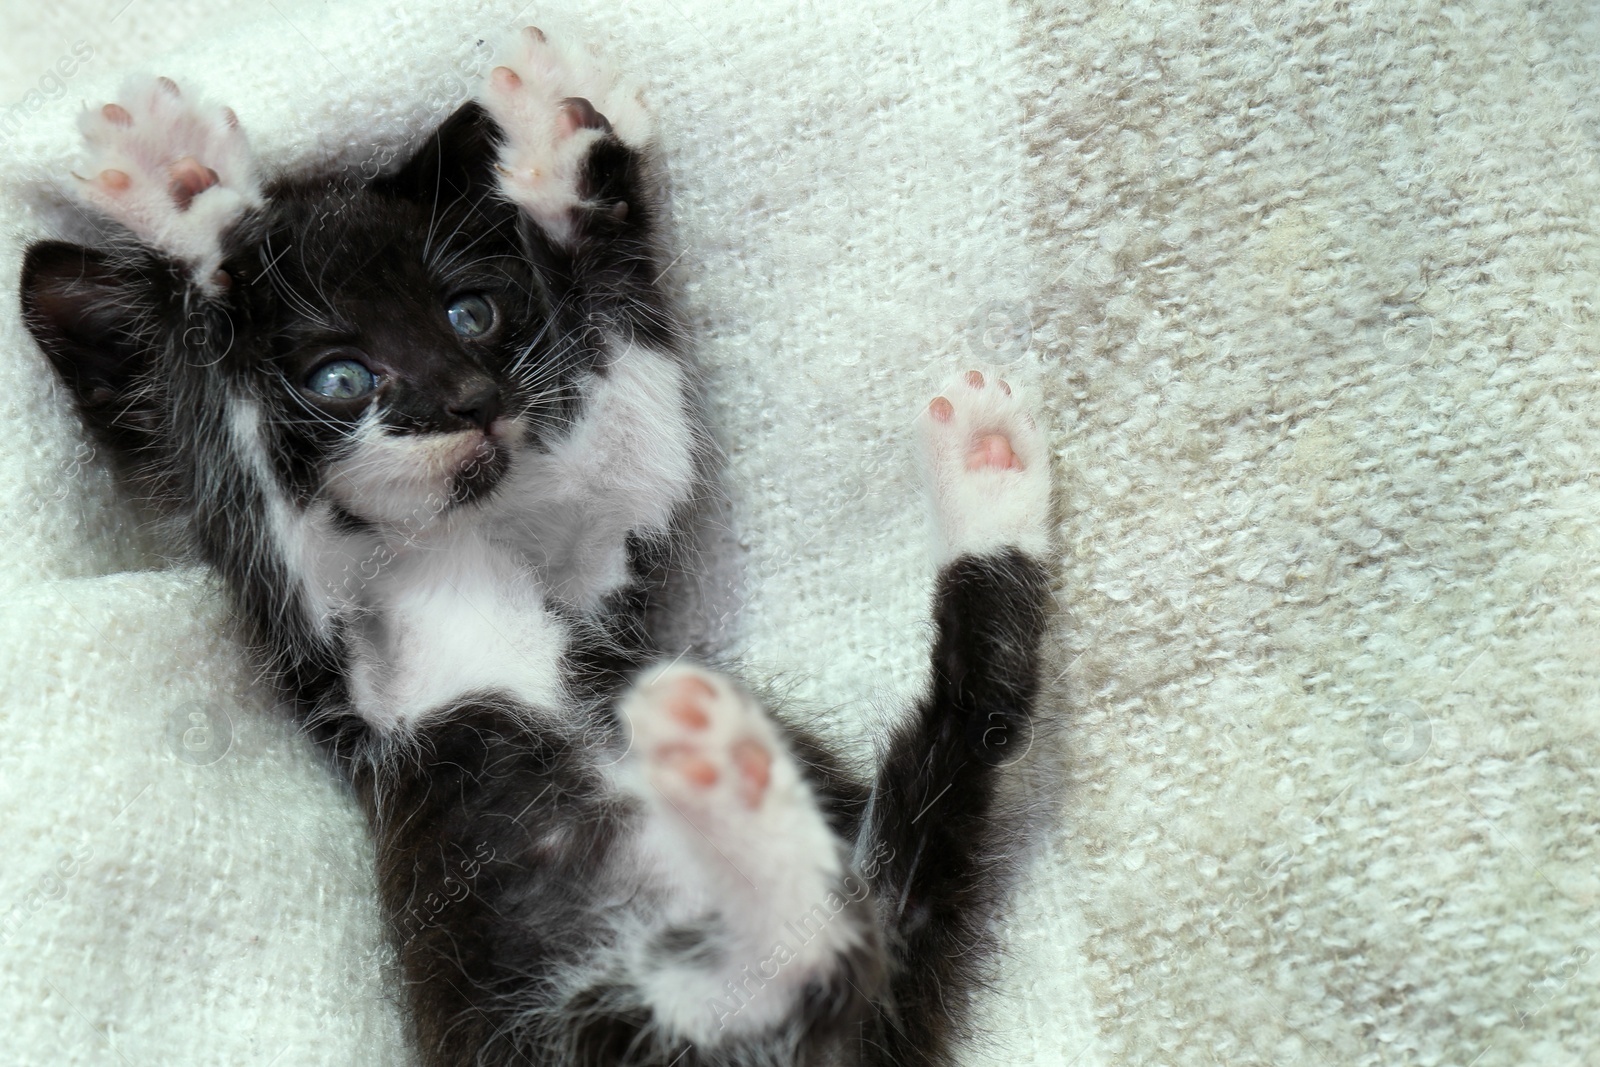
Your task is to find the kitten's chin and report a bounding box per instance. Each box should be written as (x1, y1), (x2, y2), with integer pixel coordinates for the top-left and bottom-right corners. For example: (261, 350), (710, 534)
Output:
(326, 428), (517, 527)
(445, 439), (511, 510)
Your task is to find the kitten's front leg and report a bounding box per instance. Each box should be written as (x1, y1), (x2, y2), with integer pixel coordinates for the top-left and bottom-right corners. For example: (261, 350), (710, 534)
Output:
(478, 25), (666, 340)
(479, 27), (651, 250)
(480, 30), (698, 609)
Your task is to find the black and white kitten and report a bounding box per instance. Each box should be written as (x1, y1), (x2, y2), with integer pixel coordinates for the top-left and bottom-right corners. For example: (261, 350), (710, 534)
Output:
(20, 29), (1056, 1067)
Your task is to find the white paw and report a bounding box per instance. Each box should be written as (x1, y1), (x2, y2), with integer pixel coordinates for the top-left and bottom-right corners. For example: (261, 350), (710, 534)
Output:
(615, 663), (861, 1041)
(920, 369), (1052, 564)
(622, 665), (785, 830)
(477, 27), (650, 245)
(74, 76), (262, 289)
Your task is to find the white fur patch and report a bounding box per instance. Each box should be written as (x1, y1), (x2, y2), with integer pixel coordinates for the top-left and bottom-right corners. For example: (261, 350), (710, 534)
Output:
(491, 342), (698, 608)
(343, 526), (568, 730)
(920, 369), (1052, 564)
(230, 342), (693, 731)
(227, 396), (343, 639)
(230, 396), (567, 728)
(324, 408), (512, 526)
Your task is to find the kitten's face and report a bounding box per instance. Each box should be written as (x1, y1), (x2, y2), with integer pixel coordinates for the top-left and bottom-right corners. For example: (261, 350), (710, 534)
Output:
(226, 186), (559, 524)
(22, 104), (575, 529)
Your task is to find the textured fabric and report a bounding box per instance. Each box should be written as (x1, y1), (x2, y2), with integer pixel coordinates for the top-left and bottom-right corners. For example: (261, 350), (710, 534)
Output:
(8, 0), (1591, 1064)
(1020, 2), (1600, 1065)
(0, 1), (1097, 1064)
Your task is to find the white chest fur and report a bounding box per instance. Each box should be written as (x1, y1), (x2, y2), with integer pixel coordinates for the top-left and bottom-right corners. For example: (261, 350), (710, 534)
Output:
(490, 344), (700, 608)
(343, 527), (569, 729)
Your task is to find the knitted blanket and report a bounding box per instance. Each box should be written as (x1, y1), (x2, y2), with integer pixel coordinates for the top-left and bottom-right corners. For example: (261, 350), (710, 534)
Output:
(2, 1), (1591, 1064)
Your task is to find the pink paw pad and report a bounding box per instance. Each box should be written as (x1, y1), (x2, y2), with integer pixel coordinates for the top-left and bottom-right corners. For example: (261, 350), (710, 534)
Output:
(490, 66), (523, 94)
(930, 373), (1024, 471)
(968, 432), (1022, 471)
(557, 97), (612, 138)
(632, 669), (775, 811)
(167, 156), (220, 210)
(96, 169), (132, 193)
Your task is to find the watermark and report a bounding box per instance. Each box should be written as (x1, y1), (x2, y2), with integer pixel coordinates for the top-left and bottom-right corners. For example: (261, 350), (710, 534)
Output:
(707, 840), (895, 1031)
(967, 704), (1036, 768)
(966, 300), (1033, 362)
(47, 439), (98, 502)
(1513, 946), (1593, 1030)
(0, 41), (95, 141)
(394, 842), (496, 940)
(0, 842), (94, 946)
(1367, 699), (1431, 765)
(165, 700), (233, 765)
(1380, 314), (1434, 366)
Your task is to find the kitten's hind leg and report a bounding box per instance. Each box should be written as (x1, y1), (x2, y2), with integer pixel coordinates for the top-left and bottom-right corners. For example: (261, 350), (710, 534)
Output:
(611, 663), (883, 1048)
(860, 370), (1055, 1064)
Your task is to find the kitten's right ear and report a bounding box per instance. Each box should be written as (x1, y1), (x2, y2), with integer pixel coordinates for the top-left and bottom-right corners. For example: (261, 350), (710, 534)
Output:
(376, 102), (505, 207)
(21, 240), (161, 428)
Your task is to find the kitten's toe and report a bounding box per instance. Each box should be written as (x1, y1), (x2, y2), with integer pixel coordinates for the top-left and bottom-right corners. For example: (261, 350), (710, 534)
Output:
(624, 666), (778, 821)
(558, 96), (612, 136)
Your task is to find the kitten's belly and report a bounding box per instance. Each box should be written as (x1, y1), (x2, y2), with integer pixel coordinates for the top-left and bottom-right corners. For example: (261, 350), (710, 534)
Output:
(348, 550), (567, 729)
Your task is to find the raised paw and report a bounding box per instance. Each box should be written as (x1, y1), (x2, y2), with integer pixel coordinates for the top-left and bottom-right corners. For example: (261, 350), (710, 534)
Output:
(477, 27), (650, 245)
(614, 662), (846, 900)
(921, 369), (1052, 563)
(623, 666), (778, 818)
(74, 75), (261, 289)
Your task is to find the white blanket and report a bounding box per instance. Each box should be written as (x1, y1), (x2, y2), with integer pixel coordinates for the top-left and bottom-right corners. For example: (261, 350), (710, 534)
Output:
(2, 0), (1591, 1065)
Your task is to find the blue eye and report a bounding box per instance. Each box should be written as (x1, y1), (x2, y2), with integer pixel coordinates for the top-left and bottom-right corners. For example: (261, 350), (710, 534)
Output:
(447, 294), (495, 339)
(306, 358), (378, 400)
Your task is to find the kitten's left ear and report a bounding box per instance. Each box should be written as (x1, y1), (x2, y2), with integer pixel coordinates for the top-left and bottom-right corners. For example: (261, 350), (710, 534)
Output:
(21, 239), (171, 446)
(375, 102), (505, 206)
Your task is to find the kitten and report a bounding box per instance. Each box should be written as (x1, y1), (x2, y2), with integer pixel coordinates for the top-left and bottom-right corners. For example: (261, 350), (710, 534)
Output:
(19, 29), (1056, 1067)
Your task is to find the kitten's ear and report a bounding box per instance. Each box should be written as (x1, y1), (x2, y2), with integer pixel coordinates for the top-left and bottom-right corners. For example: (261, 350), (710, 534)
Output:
(377, 102), (505, 204)
(21, 240), (162, 429)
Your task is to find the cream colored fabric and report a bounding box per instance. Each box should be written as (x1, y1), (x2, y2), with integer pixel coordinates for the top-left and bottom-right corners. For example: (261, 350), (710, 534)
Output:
(9, 1), (1587, 1064)
(1021, 2), (1599, 1065)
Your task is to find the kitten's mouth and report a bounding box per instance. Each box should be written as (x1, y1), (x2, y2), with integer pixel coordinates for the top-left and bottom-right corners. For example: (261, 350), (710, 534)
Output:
(326, 419), (527, 523)
(444, 417), (527, 508)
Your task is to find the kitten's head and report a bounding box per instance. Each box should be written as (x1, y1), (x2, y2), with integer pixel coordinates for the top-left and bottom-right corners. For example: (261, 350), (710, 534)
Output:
(21, 103), (574, 532)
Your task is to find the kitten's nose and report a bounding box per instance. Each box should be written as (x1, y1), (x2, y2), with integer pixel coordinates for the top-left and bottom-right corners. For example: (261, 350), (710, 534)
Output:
(447, 380), (501, 432)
